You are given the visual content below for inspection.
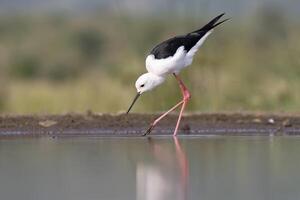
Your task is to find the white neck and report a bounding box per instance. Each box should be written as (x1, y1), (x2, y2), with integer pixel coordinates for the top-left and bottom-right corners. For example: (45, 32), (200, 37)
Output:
(147, 73), (165, 89)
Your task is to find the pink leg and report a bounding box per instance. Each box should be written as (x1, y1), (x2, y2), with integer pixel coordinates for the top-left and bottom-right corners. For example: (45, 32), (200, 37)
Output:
(143, 73), (191, 136)
(143, 100), (184, 136)
(173, 101), (187, 136)
(173, 74), (191, 136)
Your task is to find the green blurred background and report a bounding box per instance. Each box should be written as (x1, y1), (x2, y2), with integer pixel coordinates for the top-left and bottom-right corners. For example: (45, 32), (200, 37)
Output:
(0, 0), (299, 114)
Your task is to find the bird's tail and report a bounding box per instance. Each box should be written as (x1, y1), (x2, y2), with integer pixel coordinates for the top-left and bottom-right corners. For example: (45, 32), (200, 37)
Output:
(192, 13), (229, 33)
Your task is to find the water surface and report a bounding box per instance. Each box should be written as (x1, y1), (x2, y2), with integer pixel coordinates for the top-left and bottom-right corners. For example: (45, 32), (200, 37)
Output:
(1, 136), (300, 200)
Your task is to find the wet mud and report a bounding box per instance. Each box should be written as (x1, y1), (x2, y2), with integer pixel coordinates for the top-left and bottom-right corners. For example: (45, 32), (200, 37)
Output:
(1, 112), (300, 137)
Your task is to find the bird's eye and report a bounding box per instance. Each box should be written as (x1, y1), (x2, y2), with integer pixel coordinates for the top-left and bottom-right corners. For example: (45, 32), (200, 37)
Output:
(140, 84), (145, 87)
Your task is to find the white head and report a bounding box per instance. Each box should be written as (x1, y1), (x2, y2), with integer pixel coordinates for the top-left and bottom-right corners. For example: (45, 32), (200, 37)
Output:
(135, 73), (165, 94)
(126, 73), (165, 113)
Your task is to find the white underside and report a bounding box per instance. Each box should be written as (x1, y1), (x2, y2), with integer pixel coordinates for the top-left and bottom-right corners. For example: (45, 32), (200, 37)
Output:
(146, 31), (212, 76)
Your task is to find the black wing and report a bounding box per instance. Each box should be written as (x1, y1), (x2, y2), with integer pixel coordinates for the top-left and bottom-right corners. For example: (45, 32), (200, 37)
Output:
(150, 13), (229, 59)
(150, 33), (206, 59)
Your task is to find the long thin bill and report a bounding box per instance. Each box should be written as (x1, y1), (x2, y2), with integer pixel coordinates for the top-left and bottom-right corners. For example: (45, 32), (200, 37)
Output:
(126, 93), (140, 114)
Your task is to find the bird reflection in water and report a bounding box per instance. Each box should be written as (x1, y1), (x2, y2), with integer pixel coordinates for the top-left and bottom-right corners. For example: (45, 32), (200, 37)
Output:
(136, 137), (189, 200)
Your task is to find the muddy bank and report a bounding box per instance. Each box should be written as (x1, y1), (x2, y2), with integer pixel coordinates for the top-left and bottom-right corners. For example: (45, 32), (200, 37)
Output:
(1, 112), (300, 137)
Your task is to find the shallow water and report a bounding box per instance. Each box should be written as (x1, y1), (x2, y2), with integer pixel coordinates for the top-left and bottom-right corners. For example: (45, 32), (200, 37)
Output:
(1, 136), (300, 200)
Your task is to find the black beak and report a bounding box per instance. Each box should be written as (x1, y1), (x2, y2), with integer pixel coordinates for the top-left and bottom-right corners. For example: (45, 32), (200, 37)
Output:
(126, 92), (141, 114)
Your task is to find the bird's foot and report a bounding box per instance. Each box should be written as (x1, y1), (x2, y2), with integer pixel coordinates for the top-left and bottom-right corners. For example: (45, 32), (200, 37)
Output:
(143, 125), (154, 136)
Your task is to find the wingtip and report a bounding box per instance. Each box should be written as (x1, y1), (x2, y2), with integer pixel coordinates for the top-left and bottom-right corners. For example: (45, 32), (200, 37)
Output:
(189, 13), (229, 35)
(215, 13), (226, 20)
(219, 13), (226, 17)
(198, 13), (228, 31)
(212, 17), (230, 29)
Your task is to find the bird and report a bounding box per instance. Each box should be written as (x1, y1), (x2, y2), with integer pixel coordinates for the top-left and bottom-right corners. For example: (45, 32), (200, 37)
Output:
(126, 13), (229, 136)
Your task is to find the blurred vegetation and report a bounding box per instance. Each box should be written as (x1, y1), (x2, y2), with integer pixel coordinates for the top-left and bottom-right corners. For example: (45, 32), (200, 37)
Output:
(0, 6), (300, 114)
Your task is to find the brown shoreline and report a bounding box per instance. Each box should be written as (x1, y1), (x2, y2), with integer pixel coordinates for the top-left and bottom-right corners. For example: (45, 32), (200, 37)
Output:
(1, 112), (300, 137)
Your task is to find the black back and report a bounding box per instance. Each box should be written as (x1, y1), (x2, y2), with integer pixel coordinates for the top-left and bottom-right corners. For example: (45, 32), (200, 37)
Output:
(150, 13), (228, 59)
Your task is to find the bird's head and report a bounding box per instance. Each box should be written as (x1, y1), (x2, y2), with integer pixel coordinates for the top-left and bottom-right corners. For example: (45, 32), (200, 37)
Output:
(126, 73), (165, 114)
(135, 73), (163, 94)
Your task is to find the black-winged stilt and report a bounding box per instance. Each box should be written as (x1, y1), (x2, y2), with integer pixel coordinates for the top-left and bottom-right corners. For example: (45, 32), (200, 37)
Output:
(126, 13), (229, 136)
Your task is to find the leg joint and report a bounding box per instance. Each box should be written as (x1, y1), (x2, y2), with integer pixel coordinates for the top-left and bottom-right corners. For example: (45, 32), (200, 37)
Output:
(183, 90), (191, 101)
